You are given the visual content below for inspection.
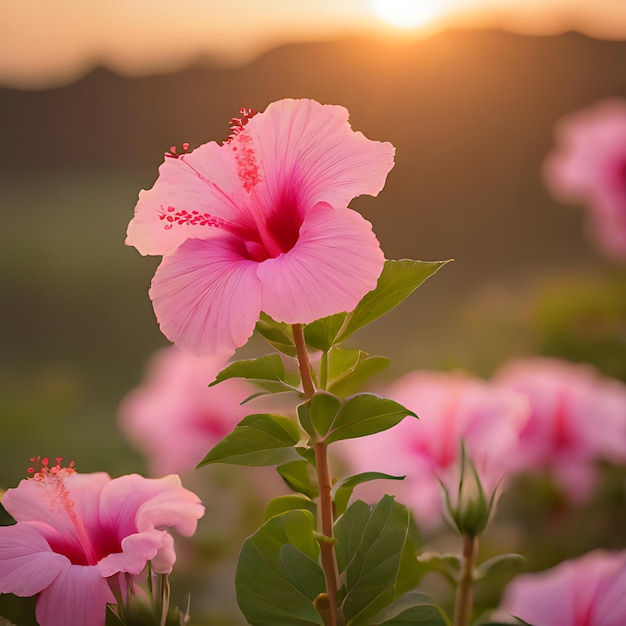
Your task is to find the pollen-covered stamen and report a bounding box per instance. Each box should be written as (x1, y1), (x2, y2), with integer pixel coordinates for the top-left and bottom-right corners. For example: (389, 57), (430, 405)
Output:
(157, 205), (228, 231)
(27, 456), (76, 482)
(27, 456), (99, 566)
(224, 107), (263, 193)
(227, 107), (257, 141)
(164, 142), (192, 159)
(232, 131), (263, 193)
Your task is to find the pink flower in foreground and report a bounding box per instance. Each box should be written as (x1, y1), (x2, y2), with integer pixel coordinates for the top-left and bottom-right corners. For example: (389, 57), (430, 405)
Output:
(495, 357), (626, 502)
(118, 346), (255, 476)
(126, 98), (394, 358)
(0, 458), (204, 626)
(339, 371), (528, 529)
(500, 550), (626, 626)
(544, 99), (626, 260)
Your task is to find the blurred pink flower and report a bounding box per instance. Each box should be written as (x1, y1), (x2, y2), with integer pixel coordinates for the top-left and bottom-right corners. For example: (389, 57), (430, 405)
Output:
(544, 99), (626, 260)
(495, 357), (626, 502)
(338, 371), (529, 529)
(126, 98), (394, 358)
(118, 346), (256, 476)
(0, 458), (204, 626)
(500, 550), (626, 626)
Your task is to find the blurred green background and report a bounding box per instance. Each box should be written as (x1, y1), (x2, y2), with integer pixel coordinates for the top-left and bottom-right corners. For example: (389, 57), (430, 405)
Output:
(1, 24), (625, 625)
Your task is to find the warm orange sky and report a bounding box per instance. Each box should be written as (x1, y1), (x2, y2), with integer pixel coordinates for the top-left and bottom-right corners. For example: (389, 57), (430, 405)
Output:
(1, 0), (626, 88)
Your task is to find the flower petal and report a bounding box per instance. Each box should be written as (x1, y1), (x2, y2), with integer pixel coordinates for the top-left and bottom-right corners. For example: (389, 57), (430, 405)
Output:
(258, 203), (384, 323)
(99, 474), (203, 540)
(36, 564), (113, 626)
(97, 528), (167, 577)
(247, 99), (395, 212)
(126, 141), (246, 256)
(2, 472), (110, 546)
(0, 522), (68, 596)
(150, 235), (262, 357)
(150, 532), (176, 574)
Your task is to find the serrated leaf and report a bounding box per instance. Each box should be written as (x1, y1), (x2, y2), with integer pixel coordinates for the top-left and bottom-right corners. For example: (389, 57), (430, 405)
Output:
(255, 313), (298, 356)
(335, 496), (411, 625)
(333, 472), (405, 517)
(265, 495), (317, 521)
(304, 313), (348, 351)
(338, 260), (450, 342)
(277, 460), (319, 498)
(324, 393), (416, 444)
(210, 354), (299, 394)
(197, 413), (301, 467)
(236, 510), (325, 625)
(369, 592), (450, 625)
(327, 348), (391, 397)
(297, 391), (343, 439)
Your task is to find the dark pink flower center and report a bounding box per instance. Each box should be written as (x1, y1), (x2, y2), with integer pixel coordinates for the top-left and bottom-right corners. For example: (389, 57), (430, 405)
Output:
(46, 528), (123, 566)
(159, 109), (305, 262)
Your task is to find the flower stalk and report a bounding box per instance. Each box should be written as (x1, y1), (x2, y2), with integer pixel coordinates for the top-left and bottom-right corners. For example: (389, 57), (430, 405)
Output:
(453, 534), (479, 626)
(292, 324), (316, 398)
(292, 324), (343, 626)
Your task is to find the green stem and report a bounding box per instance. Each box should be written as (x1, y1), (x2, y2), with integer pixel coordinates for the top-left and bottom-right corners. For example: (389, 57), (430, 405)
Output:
(291, 324), (343, 626)
(314, 441), (343, 626)
(453, 534), (478, 626)
(292, 323), (315, 399)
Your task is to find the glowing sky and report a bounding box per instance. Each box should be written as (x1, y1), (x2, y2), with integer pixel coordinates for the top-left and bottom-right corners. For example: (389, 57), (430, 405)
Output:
(1, 0), (626, 88)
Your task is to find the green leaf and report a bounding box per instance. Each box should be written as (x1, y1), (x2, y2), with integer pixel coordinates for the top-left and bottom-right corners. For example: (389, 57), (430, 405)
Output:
(338, 260), (450, 342)
(277, 460), (319, 499)
(327, 348), (391, 397)
(304, 313), (348, 351)
(394, 523), (426, 598)
(265, 495), (317, 521)
(334, 496), (411, 625)
(210, 354), (299, 394)
(255, 313), (297, 356)
(333, 472), (405, 517)
(297, 391), (343, 439)
(325, 393), (416, 444)
(335, 500), (371, 573)
(416, 553), (463, 585)
(369, 592), (450, 625)
(474, 553), (525, 581)
(236, 510), (325, 625)
(197, 413), (302, 467)
(105, 606), (124, 626)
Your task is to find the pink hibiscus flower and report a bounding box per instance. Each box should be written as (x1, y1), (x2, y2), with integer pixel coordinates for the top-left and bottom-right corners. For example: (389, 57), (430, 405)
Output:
(118, 346), (256, 476)
(338, 371), (529, 529)
(126, 98), (394, 358)
(500, 550), (626, 626)
(0, 458), (204, 626)
(494, 357), (626, 502)
(543, 99), (626, 261)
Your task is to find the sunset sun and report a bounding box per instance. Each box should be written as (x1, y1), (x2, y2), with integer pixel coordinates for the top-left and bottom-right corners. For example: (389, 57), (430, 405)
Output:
(369, 0), (445, 29)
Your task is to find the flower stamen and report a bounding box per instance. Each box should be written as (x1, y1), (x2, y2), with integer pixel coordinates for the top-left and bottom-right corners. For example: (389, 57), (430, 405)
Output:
(164, 143), (191, 160)
(28, 456), (99, 566)
(158, 205), (227, 231)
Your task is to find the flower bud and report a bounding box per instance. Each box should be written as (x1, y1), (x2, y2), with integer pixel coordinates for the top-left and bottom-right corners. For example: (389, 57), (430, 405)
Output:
(441, 443), (498, 537)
